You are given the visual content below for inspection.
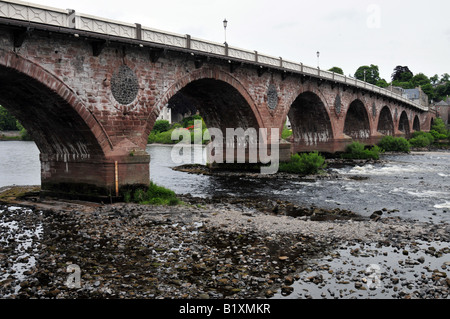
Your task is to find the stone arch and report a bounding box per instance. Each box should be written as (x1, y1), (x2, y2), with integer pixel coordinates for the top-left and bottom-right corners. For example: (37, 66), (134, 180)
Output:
(0, 50), (111, 157)
(413, 115), (421, 132)
(344, 99), (371, 140)
(398, 110), (411, 137)
(287, 91), (334, 147)
(147, 68), (263, 137)
(377, 106), (395, 136)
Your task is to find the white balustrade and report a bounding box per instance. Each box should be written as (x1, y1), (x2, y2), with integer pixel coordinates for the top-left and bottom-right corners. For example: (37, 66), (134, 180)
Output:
(141, 27), (186, 48)
(228, 47), (255, 62)
(190, 37), (224, 55)
(76, 13), (136, 38)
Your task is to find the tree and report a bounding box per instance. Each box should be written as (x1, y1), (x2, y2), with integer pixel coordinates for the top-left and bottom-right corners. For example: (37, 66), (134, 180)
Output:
(421, 83), (435, 102)
(328, 67), (344, 75)
(440, 73), (450, 83)
(392, 66), (413, 82)
(0, 106), (19, 131)
(152, 120), (171, 133)
(376, 79), (389, 88)
(430, 74), (439, 85)
(436, 82), (450, 101)
(411, 73), (430, 88)
(354, 65), (381, 85)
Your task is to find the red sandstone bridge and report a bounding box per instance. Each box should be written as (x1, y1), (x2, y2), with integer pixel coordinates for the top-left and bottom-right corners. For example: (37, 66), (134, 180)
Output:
(0, 0), (433, 200)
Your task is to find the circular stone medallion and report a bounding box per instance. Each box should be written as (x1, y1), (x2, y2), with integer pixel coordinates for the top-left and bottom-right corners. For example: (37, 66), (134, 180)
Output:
(110, 65), (139, 105)
(267, 84), (278, 110)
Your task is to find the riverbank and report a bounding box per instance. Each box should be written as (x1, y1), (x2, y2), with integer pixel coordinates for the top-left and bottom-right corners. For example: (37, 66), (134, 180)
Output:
(0, 189), (449, 299)
(0, 131), (21, 141)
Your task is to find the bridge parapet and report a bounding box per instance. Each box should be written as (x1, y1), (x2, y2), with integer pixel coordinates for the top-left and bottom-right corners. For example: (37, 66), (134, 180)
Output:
(0, 0), (428, 112)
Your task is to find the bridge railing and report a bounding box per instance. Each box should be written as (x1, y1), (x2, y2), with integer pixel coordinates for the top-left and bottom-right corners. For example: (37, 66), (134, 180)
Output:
(0, 0), (428, 112)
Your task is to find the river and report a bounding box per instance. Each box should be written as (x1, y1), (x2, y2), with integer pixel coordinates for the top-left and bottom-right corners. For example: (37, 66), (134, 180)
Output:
(1, 141), (449, 224)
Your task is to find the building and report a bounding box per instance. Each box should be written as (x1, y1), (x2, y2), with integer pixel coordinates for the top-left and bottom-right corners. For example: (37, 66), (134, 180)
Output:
(434, 98), (450, 126)
(387, 86), (429, 109)
(402, 87), (429, 108)
(156, 105), (172, 123)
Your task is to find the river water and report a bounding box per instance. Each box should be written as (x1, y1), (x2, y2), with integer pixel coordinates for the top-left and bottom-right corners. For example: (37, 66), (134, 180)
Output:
(1, 141), (449, 224)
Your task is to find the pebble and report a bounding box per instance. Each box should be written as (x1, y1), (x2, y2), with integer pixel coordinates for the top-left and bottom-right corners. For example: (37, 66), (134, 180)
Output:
(0, 195), (449, 300)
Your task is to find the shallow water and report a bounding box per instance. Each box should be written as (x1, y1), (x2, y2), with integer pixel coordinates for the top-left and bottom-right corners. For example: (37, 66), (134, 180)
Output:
(1, 142), (449, 223)
(274, 240), (450, 299)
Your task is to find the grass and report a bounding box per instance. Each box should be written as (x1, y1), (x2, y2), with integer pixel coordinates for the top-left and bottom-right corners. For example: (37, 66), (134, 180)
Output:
(123, 182), (181, 206)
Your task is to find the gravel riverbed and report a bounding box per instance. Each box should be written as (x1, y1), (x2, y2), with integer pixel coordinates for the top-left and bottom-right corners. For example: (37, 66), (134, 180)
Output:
(0, 193), (449, 299)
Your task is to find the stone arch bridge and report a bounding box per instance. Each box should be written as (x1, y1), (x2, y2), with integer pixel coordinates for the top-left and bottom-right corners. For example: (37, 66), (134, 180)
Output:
(0, 0), (432, 199)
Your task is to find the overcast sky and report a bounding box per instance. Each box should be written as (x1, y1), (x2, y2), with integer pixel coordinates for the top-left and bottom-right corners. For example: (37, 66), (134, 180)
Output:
(32, 0), (449, 81)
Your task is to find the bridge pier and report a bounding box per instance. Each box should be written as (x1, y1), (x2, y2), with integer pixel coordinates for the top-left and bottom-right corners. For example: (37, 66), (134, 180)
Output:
(39, 152), (150, 201)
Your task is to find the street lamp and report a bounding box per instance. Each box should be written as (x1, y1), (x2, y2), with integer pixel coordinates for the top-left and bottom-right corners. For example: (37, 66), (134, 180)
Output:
(223, 19), (228, 45)
(317, 51), (320, 68)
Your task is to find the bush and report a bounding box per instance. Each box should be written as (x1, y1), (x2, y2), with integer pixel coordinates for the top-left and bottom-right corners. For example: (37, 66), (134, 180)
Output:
(153, 120), (171, 133)
(431, 118), (448, 137)
(148, 129), (178, 144)
(124, 182), (180, 206)
(341, 142), (381, 160)
(409, 131), (434, 148)
(409, 135), (431, 148)
(430, 130), (448, 141)
(378, 136), (410, 153)
(279, 152), (327, 175)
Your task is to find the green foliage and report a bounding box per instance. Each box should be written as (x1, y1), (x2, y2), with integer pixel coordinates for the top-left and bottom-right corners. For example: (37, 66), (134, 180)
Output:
(182, 114), (205, 129)
(153, 120), (171, 133)
(124, 182), (180, 206)
(341, 142), (381, 160)
(281, 126), (293, 140)
(431, 118), (448, 137)
(409, 132), (433, 148)
(392, 66), (413, 82)
(148, 115), (211, 145)
(328, 67), (344, 75)
(279, 152), (327, 175)
(375, 79), (389, 88)
(0, 106), (19, 131)
(408, 118), (449, 147)
(148, 130), (178, 144)
(354, 65), (381, 85)
(378, 136), (410, 153)
(411, 73), (430, 87)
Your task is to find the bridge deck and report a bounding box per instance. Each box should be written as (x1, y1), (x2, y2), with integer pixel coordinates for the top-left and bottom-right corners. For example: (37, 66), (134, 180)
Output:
(0, 0), (428, 112)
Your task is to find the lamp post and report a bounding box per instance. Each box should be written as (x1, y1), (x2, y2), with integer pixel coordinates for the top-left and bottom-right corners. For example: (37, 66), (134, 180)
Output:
(223, 19), (228, 45)
(317, 51), (320, 69)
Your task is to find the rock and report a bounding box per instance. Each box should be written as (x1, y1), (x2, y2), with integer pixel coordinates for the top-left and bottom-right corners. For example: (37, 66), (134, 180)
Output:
(284, 276), (294, 285)
(281, 286), (294, 295)
(370, 211), (383, 221)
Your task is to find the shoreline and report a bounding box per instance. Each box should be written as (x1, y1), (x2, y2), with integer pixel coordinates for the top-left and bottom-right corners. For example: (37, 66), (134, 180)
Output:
(0, 188), (449, 299)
